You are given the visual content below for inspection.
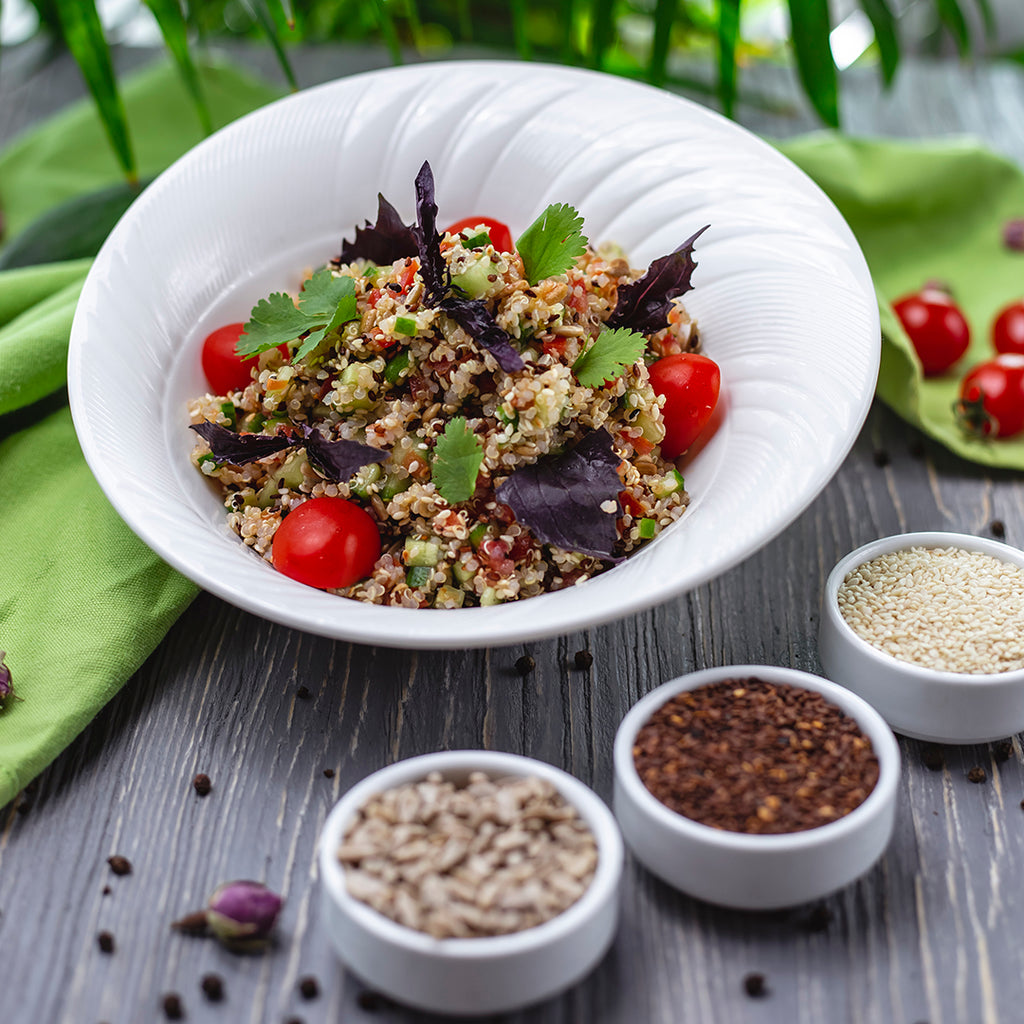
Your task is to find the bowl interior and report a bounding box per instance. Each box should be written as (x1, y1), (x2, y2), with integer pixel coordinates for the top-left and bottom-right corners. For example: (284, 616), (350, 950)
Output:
(69, 60), (879, 648)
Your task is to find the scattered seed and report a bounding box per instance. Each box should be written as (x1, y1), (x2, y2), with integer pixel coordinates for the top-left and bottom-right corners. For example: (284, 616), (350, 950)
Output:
(107, 855), (132, 876)
(921, 746), (945, 772)
(170, 910), (210, 936)
(743, 973), (768, 997)
(968, 766), (987, 783)
(102, 886), (112, 896)
(97, 931), (115, 954)
(161, 993), (184, 1020)
(192, 773), (212, 797)
(990, 519), (1006, 540)
(803, 903), (833, 933)
(323, 768), (336, 779)
(994, 740), (1014, 762)
(872, 449), (890, 468)
(515, 654), (535, 675)
(296, 685), (312, 700)
(573, 650), (593, 670)
(201, 974), (224, 1002)
(298, 976), (320, 1000)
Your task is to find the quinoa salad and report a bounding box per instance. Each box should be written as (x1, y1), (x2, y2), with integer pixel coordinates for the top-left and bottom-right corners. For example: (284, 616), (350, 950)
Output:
(188, 162), (716, 608)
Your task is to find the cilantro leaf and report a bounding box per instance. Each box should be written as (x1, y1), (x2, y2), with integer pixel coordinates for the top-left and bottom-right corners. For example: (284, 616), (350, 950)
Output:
(495, 428), (622, 560)
(607, 225), (709, 334)
(572, 327), (647, 388)
(432, 417), (484, 505)
(516, 203), (588, 285)
(236, 268), (359, 361)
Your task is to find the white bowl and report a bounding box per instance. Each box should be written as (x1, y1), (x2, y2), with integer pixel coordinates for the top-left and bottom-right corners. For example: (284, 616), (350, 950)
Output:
(819, 531), (1024, 743)
(68, 60), (879, 648)
(317, 750), (623, 1016)
(613, 665), (899, 910)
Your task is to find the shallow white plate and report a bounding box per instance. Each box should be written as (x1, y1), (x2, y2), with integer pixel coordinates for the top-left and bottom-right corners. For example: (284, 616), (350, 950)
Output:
(68, 60), (879, 649)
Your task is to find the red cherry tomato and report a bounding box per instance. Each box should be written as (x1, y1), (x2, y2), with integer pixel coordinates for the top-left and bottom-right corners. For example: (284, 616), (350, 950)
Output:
(201, 323), (289, 395)
(444, 216), (514, 253)
(892, 288), (970, 376)
(272, 497), (381, 589)
(993, 299), (1024, 355)
(956, 354), (1024, 439)
(647, 353), (721, 459)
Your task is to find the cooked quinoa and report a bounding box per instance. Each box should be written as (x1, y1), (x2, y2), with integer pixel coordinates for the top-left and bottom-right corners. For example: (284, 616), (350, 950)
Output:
(837, 545), (1024, 674)
(189, 218), (702, 608)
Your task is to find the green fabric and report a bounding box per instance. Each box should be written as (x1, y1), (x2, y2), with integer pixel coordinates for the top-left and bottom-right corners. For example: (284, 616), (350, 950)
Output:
(778, 132), (1024, 468)
(0, 60), (282, 807)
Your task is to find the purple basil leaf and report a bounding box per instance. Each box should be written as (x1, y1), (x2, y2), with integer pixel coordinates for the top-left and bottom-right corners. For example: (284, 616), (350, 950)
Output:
(412, 160), (449, 305)
(440, 295), (525, 373)
(607, 225), (709, 334)
(496, 428), (622, 560)
(190, 420), (293, 465)
(297, 423), (387, 482)
(337, 193), (417, 265)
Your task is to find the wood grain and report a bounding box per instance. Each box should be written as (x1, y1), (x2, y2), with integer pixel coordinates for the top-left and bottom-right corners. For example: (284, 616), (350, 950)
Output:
(3, 44), (1024, 1024)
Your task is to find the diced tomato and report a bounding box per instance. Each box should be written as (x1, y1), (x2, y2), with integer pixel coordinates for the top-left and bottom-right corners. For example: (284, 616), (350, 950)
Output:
(631, 435), (655, 456)
(542, 338), (568, 359)
(398, 259), (419, 291)
(367, 287), (383, 308)
(480, 538), (515, 576)
(618, 490), (644, 517)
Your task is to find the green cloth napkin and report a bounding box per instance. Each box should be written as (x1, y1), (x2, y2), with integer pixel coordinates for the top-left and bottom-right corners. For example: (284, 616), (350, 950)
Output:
(778, 132), (1024, 468)
(0, 59), (281, 807)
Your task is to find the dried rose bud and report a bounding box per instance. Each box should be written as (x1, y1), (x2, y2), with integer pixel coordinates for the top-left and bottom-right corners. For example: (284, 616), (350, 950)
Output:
(1004, 218), (1024, 251)
(205, 880), (283, 949)
(0, 652), (18, 708)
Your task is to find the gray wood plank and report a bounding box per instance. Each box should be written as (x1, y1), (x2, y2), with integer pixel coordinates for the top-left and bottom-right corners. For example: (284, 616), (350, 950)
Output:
(3, 42), (1024, 1024)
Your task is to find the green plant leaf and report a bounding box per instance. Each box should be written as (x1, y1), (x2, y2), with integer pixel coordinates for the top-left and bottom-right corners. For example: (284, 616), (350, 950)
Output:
(935, 0), (971, 56)
(857, 0), (899, 87)
(786, 0), (839, 128)
(54, 0), (137, 183)
(716, 0), (741, 118)
(371, 0), (403, 64)
(647, 0), (676, 87)
(973, 0), (996, 40)
(510, 0), (533, 59)
(143, 0), (213, 135)
(242, 0), (298, 90)
(432, 417), (484, 505)
(405, 0), (425, 52)
(589, 0), (616, 69)
(516, 203), (588, 285)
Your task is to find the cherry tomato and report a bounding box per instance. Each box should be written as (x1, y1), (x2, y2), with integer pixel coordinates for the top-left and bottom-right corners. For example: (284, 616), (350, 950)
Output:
(647, 353), (721, 459)
(956, 354), (1024, 438)
(892, 288), (970, 376)
(444, 216), (513, 253)
(201, 323), (289, 395)
(272, 497), (381, 589)
(993, 299), (1024, 355)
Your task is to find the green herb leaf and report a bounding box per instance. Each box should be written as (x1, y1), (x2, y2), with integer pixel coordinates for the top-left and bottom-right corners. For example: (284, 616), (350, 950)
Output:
(516, 203), (588, 285)
(432, 417), (484, 505)
(237, 269), (359, 361)
(572, 327), (647, 388)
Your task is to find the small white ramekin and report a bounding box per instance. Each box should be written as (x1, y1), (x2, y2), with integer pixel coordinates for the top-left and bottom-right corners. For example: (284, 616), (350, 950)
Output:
(613, 665), (899, 910)
(819, 531), (1024, 744)
(318, 750), (624, 1016)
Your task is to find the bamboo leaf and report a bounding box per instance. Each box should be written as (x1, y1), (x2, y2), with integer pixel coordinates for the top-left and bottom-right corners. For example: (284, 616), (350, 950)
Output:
(143, 0), (212, 134)
(973, 0), (996, 40)
(857, 0), (899, 86)
(54, 0), (137, 183)
(510, 0), (533, 60)
(557, 0), (576, 62)
(278, 0), (296, 30)
(371, 0), (403, 64)
(456, 0), (472, 41)
(786, 0), (839, 128)
(716, 0), (740, 118)
(648, 0), (677, 87)
(589, 0), (616, 69)
(935, 0), (971, 56)
(405, 0), (424, 52)
(243, 0), (298, 90)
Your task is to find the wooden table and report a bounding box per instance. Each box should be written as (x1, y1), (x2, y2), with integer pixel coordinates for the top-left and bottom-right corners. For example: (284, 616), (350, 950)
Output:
(4, 43), (1024, 1024)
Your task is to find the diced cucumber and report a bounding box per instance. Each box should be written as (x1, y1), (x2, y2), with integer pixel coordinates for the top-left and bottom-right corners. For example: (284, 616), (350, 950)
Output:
(479, 586), (503, 606)
(468, 523), (489, 548)
(650, 468), (685, 498)
(350, 462), (382, 499)
(384, 350), (412, 385)
(450, 255), (495, 299)
(638, 518), (657, 539)
(406, 566), (432, 588)
(404, 538), (441, 567)
(220, 401), (237, 428)
(394, 316), (417, 337)
(452, 561), (475, 584)
(380, 472), (412, 501)
(335, 362), (376, 411)
(434, 584), (465, 608)
(256, 451), (308, 507)
(462, 230), (491, 249)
